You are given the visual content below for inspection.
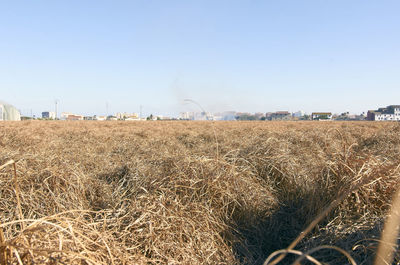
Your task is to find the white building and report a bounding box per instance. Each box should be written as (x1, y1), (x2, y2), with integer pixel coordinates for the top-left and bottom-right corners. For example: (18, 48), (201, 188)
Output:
(311, 112), (333, 120)
(116, 112), (139, 120)
(42, 111), (56, 119)
(180, 112), (194, 120)
(0, 101), (21, 121)
(293, 111), (305, 118)
(61, 112), (84, 120)
(367, 105), (400, 121)
(93, 115), (107, 121)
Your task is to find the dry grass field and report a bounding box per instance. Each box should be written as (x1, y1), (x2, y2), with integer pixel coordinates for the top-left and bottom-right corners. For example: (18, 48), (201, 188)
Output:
(1, 121), (400, 264)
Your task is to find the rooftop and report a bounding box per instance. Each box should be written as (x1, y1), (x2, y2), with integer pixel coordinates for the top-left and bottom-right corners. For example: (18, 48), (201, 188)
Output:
(312, 112), (332, 115)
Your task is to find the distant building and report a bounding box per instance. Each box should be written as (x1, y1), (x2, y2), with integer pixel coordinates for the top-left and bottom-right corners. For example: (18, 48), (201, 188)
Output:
(312, 112), (332, 120)
(61, 112), (71, 120)
(0, 101), (21, 121)
(61, 112), (84, 121)
(235, 112), (256, 120)
(265, 112), (273, 120)
(266, 111), (291, 121)
(347, 114), (365, 121)
(254, 112), (265, 120)
(292, 111), (305, 118)
(42, 111), (56, 119)
(221, 111), (236, 121)
(194, 112), (213, 120)
(125, 117), (142, 121)
(367, 105), (400, 121)
(66, 114), (83, 121)
(107, 115), (118, 121)
(180, 112), (194, 120)
(180, 111), (213, 120)
(335, 112), (365, 121)
(116, 112), (139, 120)
(93, 115), (107, 121)
(209, 111), (236, 121)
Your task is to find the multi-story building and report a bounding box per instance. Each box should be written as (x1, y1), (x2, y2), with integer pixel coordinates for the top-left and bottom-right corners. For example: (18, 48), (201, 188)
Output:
(180, 112), (194, 120)
(311, 112), (332, 120)
(367, 105), (400, 121)
(194, 112), (213, 120)
(116, 112), (139, 120)
(180, 111), (213, 120)
(0, 101), (21, 121)
(42, 111), (56, 119)
(266, 111), (292, 121)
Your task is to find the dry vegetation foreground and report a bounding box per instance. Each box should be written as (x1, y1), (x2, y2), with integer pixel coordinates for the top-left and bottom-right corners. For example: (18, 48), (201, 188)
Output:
(1, 121), (400, 264)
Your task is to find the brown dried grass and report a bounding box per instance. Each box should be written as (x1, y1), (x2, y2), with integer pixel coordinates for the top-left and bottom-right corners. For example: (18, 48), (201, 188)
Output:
(1, 121), (400, 264)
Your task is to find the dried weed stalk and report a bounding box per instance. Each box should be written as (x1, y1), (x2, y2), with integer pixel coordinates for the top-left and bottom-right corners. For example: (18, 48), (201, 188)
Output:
(0, 121), (400, 264)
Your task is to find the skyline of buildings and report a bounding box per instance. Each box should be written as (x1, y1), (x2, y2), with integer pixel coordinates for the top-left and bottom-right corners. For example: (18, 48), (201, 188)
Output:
(2, 99), (398, 122)
(37, 109), (367, 121)
(367, 105), (400, 121)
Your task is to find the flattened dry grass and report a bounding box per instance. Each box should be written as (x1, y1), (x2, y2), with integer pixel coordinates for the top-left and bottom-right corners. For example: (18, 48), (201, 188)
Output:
(1, 121), (400, 264)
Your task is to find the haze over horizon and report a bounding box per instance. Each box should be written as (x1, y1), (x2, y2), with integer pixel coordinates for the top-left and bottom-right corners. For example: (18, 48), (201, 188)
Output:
(1, 1), (399, 117)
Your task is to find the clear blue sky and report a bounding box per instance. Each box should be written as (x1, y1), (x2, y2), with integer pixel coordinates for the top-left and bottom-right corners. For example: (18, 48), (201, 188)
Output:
(1, 1), (399, 117)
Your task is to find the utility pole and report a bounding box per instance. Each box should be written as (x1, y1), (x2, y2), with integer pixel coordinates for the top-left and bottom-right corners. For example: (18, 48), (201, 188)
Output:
(106, 102), (109, 117)
(140, 105), (143, 119)
(55, 99), (59, 119)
